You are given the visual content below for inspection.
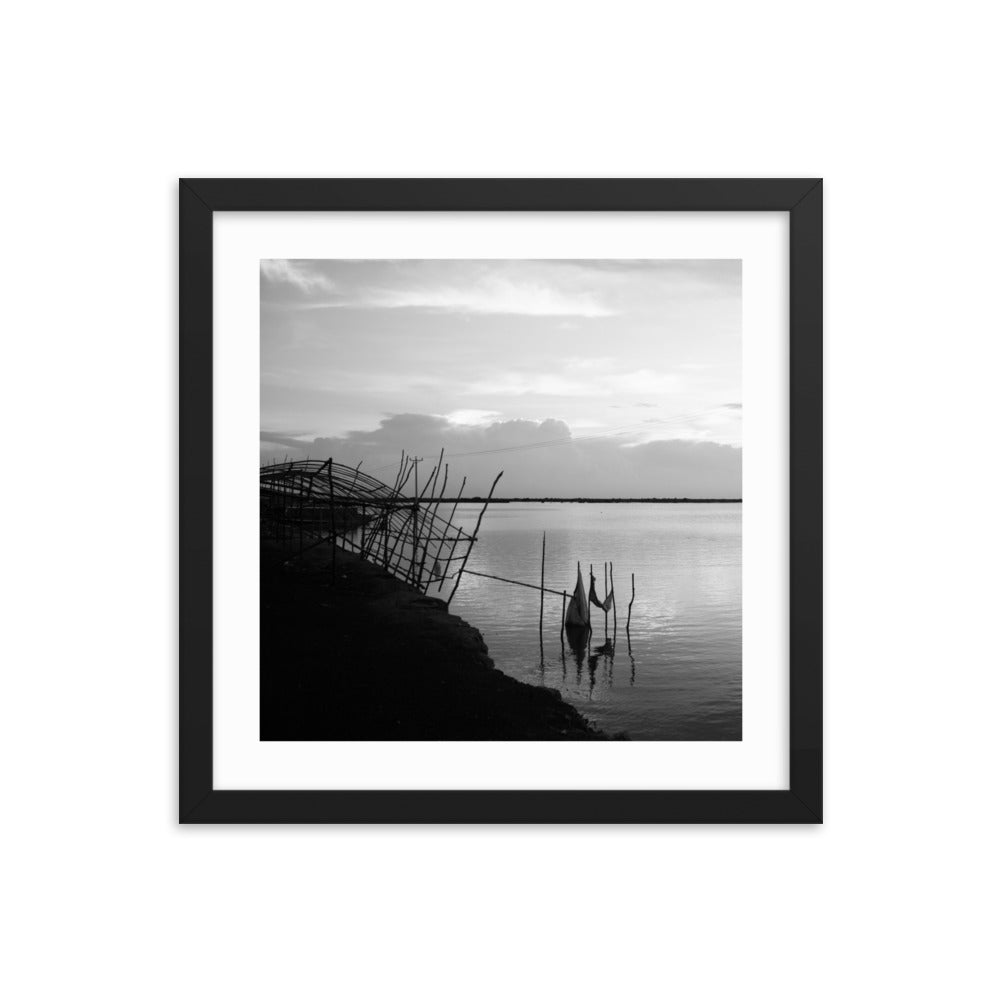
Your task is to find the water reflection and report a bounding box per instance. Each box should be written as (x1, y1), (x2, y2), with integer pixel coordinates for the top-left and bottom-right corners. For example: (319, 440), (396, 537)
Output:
(559, 626), (624, 699)
(564, 623), (589, 667)
(555, 634), (636, 693)
(445, 502), (741, 740)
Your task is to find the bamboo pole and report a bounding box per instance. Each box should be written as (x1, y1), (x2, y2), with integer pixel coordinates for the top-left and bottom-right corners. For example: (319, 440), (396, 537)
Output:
(361, 496), (391, 562)
(385, 504), (414, 579)
(375, 450), (406, 562)
(604, 561), (608, 641)
(447, 471), (503, 606)
(310, 458), (333, 579)
(396, 454), (416, 496)
(539, 532), (546, 640)
(434, 476), (466, 591)
(413, 457), (437, 586)
(560, 590), (567, 653)
(411, 457), (441, 586)
(411, 458), (421, 586)
(346, 459), (362, 560)
(328, 466), (336, 582)
(460, 570), (565, 596)
(384, 458), (419, 576)
(383, 492), (411, 573)
(420, 461), (448, 592)
(376, 504), (392, 567)
(417, 450), (445, 592)
(297, 472), (303, 554)
(589, 563), (595, 635)
(390, 450), (406, 495)
(349, 459), (364, 490)
(627, 572), (635, 634)
(384, 457), (441, 585)
(465, 569), (564, 597)
(610, 561), (617, 640)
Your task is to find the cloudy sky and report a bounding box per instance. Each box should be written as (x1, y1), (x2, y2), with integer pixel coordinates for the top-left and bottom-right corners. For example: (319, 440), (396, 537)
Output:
(261, 259), (741, 497)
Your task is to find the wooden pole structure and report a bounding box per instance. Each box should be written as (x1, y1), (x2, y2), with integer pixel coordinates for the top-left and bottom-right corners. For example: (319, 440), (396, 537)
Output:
(539, 532), (546, 641)
(384, 466), (438, 585)
(362, 495), (391, 562)
(383, 459), (416, 574)
(373, 450), (406, 564)
(560, 590), (567, 653)
(627, 572), (635, 633)
(610, 561), (617, 640)
(411, 458), (422, 586)
(462, 569), (564, 596)
(604, 561), (609, 641)
(384, 457), (433, 582)
(394, 451), (413, 494)
(380, 450), (409, 567)
(417, 449), (445, 592)
(391, 450), (405, 493)
(346, 459), (362, 558)
(433, 475), (466, 591)
(447, 471), (503, 607)
(420, 460), (448, 592)
(587, 564), (593, 650)
(409, 456), (440, 586)
(328, 465), (336, 582)
(297, 472), (303, 554)
(386, 505), (414, 580)
(396, 454), (416, 496)
(378, 502), (395, 568)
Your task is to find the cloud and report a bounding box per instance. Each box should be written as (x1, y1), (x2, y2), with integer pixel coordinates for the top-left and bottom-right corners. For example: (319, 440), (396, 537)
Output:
(466, 367), (679, 398)
(438, 409), (504, 426)
(308, 275), (613, 317)
(262, 260), (617, 317)
(261, 259), (337, 293)
(260, 429), (341, 458)
(260, 413), (740, 498)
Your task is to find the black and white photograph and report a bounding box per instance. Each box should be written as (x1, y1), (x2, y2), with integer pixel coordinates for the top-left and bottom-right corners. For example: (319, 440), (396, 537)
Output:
(11, 1), (1000, 996)
(260, 258), (742, 741)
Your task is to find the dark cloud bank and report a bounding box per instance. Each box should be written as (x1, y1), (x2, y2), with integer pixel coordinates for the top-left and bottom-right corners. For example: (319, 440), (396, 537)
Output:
(261, 414), (741, 498)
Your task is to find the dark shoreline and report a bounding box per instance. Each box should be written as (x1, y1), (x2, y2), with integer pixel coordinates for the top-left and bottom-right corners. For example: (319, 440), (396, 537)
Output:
(260, 542), (610, 740)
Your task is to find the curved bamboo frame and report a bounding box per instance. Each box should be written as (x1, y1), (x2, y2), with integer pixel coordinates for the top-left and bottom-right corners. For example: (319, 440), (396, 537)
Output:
(260, 456), (500, 600)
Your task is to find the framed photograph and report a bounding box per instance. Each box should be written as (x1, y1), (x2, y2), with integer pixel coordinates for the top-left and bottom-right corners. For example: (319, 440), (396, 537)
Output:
(180, 178), (822, 823)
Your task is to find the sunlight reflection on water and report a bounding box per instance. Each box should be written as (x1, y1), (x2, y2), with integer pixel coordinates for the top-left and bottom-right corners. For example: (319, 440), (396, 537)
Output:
(447, 503), (741, 740)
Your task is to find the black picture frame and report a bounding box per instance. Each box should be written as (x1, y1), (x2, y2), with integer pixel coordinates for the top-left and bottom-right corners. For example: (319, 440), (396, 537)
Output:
(180, 178), (822, 824)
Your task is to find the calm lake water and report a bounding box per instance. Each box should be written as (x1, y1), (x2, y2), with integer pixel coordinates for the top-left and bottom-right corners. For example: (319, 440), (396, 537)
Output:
(446, 503), (741, 740)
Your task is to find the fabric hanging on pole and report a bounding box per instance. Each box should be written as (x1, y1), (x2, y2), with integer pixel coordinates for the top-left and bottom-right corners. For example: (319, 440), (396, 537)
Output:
(589, 574), (615, 612)
(565, 566), (590, 628)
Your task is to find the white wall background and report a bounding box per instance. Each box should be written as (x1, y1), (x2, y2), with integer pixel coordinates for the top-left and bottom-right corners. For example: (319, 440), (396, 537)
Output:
(3, 2), (997, 998)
